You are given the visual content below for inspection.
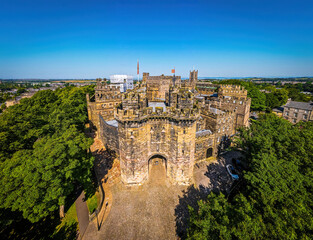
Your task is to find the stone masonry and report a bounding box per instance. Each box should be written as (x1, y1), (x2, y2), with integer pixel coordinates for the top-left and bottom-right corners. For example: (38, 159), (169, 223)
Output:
(87, 70), (251, 186)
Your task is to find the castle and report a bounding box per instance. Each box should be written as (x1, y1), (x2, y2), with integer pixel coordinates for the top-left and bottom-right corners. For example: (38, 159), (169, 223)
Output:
(87, 71), (251, 185)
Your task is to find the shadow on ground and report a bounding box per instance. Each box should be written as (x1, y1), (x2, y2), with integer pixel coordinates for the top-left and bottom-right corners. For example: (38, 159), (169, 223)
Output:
(175, 185), (209, 239)
(176, 151), (242, 239)
(93, 148), (116, 182)
(0, 210), (78, 240)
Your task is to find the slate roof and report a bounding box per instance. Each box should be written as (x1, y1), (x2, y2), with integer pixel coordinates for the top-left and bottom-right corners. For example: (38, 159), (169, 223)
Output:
(106, 120), (118, 128)
(148, 102), (167, 112)
(209, 107), (225, 114)
(272, 107), (284, 113)
(196, 129), (213, 137)
(284, 101), (313, 111)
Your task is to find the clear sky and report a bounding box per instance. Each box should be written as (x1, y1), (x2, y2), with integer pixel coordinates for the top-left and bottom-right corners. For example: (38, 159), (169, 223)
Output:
(0, 0), (313, 78)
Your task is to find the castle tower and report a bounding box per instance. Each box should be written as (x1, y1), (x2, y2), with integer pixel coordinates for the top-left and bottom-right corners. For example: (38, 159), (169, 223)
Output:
(189, 70), (198, 89)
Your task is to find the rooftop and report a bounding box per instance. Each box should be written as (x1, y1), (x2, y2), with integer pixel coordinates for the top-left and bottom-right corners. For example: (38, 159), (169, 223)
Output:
(209, 107), (225, 114)
(105, 120), (118, 128)
(284, 101), (313, 111)
(148, 102), (167, 112)
(196, 129), (213, 137)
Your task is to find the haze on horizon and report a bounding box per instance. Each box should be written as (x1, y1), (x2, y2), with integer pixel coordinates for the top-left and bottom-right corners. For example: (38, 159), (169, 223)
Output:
(0, 0), (313, 79)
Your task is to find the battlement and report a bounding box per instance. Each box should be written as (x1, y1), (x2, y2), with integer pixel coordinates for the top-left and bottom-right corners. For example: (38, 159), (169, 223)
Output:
(218, 85), (247, 98)
(96, 84), (120, 91)
(116, 105), (200, 122)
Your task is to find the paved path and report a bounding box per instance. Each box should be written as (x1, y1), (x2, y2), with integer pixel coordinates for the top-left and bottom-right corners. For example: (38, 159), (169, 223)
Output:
(83, 158), (186, 240)
(76, 191), (89, 239)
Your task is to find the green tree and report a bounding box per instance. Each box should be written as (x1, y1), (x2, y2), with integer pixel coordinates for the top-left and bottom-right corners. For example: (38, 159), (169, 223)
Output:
(265, 88), (289, 109)
(188, 114), (313, 239)
(0, 86), (95, 223)
(247, 87), (266, 111)
(188, 192), (232, 240)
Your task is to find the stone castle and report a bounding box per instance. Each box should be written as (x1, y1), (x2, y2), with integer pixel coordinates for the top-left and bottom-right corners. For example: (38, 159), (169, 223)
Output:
(87, 70), (251, 185)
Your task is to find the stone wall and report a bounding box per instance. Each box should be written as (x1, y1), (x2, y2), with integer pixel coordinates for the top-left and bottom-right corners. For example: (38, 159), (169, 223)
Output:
(118, 118), (196, 185)
(283, 107), (313, 123)
(144, 73), (181, 101)
(200, 107), (235, 155)
(87, 80), (122, 129)
(99, 116), (119, 152)
(195, 130), (215, 162)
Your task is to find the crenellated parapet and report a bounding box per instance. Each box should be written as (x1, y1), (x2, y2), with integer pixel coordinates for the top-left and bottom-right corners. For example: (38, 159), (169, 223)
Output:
(218, 84), (248, 99)
(116, 105), (200, 123)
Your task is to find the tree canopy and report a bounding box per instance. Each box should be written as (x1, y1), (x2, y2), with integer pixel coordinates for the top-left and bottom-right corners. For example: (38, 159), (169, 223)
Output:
(0, 86), (95, 222)
(187, 114), (313, 239)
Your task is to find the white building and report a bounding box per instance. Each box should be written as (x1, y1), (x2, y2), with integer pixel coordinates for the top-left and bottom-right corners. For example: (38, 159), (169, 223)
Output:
(109, 75), (133, 92)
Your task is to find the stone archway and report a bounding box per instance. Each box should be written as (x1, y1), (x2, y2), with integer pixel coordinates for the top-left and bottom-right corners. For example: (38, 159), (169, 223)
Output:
(206, 148), (213, 158)
(148, 154), (167, 184)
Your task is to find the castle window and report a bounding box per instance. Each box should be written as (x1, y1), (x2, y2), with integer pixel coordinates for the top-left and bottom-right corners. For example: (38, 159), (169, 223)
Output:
(240, 101), (242, 104)
(294, 113), (298, 118)
(233, 100), (236, 103)
(303, 115), (308, 120)
(293, 119), (297, 123)
(102, 104), (106, 107)
(295, 109), (298, 112)
(183, 129), (186, 134)
(285, 111), (289, 116)
(217, 137), (220, 142)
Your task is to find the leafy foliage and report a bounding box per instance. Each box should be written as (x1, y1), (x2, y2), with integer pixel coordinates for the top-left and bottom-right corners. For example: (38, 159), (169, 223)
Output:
(265, 88), (289, 109)
(188, 114), (313, 239)
(0, 85), (95, 223)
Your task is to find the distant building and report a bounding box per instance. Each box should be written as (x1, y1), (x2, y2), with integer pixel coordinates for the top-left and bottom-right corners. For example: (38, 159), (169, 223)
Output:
(281, 99), (313, 124)
(272, 107), (284, 117)
(109, 75), (133, 92)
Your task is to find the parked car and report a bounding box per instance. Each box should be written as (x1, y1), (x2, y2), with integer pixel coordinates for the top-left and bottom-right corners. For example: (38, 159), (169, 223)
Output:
(226, 164), (239, 180)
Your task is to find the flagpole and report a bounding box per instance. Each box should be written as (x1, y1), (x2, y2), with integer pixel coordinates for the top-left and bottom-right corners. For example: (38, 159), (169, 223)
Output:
(137, 60), (139, 82)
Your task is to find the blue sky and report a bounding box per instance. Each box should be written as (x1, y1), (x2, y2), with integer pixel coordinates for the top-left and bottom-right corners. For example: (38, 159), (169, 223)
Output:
(0, 0), (313, 78)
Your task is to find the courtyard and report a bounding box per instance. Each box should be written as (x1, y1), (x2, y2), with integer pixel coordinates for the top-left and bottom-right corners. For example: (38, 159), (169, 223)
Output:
(83, 152), (239, 240)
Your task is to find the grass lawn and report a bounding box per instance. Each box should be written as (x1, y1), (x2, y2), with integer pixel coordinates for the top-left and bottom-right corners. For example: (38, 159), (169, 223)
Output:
(52, 203), (78, 239)
(2, 191), (100, 239)
(86, 191), (100, 214)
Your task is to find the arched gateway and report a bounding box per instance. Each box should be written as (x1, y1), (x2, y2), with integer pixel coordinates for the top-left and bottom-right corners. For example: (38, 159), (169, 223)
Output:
(148, 154), (167, 183)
